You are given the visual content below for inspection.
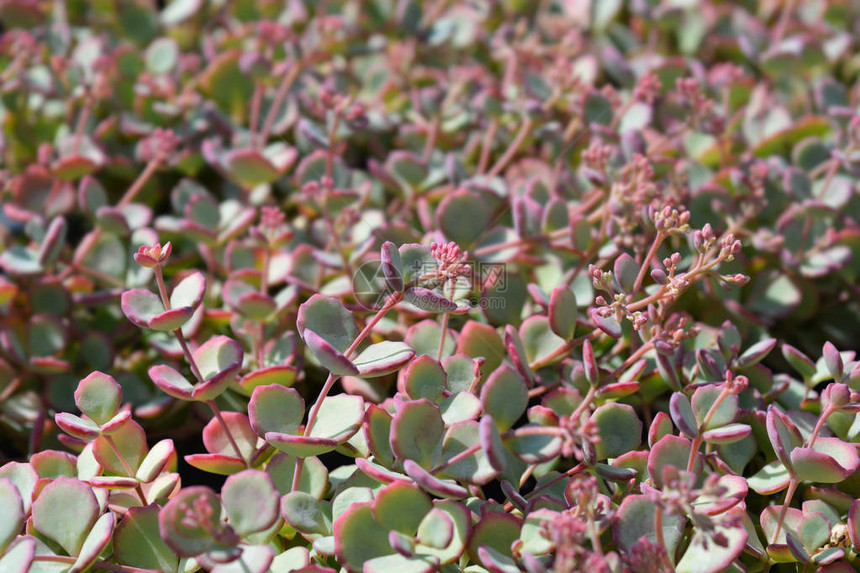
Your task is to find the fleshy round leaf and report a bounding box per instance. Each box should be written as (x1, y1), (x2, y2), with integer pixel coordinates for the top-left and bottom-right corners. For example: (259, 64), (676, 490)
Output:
(613, 494), (686, 555)
(303, 330), (359, 376)
(297, 295), (357, 353)
(169, 271), (206, 310)
(590, 403), (642, 459)
(373, 482), (432, 534)
(676, 508), (748, 573)
(32, 476), (100, 555)
(436, 189), (491, 247)
(766, 406), (803, 470)
(333, 502), (392, 570)
(391, 399), (445, 468)
(149, 364), (195, 400)
(249, 384), (304, 437)
(403, 460), (469, 499)
(72, 512), (115, 573)
(381, 241), (404, 292)
(309, 394), (364, 443)
(404, 287), (460, 313)
(353, 341), (415, 377)
(159, 486), (228, 557)
(0, 478), (24, 553)
(136, 439), (176, 483)
(114, 505), (180, 572)
(548, 286), (577, 341)
(74, 371), (122, 426)
(467, 512), (521, 567)
(439, 420), (501, 486)
(417, 508), (455, 550)
(648, 435), (698, 488)
(282, 492), (330, 535)
(519, 316), (566, 365)
(613, 253), (639, 294)
(692, 385), (738, 430)
(0, 537), (35, 573)
(222, 470), (280, 537)
(403, 355), (447, 402)
(790, 437), (860, 483)
(481, 365), (528, 432)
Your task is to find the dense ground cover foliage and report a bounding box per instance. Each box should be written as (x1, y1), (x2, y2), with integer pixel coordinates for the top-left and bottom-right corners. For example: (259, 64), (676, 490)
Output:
(0, 0), (859, 571)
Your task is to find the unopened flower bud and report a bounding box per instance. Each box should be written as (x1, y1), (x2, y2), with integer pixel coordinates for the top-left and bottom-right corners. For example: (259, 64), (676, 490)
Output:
(133, 242), (172, 268)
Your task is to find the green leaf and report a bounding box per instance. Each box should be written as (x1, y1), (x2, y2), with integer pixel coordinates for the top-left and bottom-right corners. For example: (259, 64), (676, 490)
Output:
(32, 476), (100, 556)
(391, 399), (445, 468)
(548, 286), (577, 341)
(353, 341), (415, 377)
(222, 470), (280, 537)
(297, 295), (357, 353)
(590, 403), (643, 459)
(480, 365), (528, 432)
(281, 492), (330, 535)
(373, 482), (432, 534)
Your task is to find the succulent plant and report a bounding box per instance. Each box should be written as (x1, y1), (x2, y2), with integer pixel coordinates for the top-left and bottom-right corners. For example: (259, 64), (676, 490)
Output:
(1, 1), (860, 572)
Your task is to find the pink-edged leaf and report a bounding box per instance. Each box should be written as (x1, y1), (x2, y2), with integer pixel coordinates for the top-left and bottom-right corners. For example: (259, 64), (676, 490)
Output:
(223, 148), (281, 187)
(702, 423), (752, 444)
(88, 475), (140, 489)
(582, 339), (599, 386)
(169, 271), (206, 310)
(766, 406), (802, 470)
(149, 364), (194, 400)
(391, 399), (445, 468)
(823, 341), (844, 381)
(303, 329), (359, 376)
(647, 435), (699, 488)
(479, 415), (507, 473)
(92, 421), (147, 476)
(32, 476), (100, 556)
(735, 338), (777, 368)
(136, 439), (176, 483)
(381, 241), (404, 292)
(55, 412), (101, 440)
(692, 474), (748, 516)
(786, 530), (810, 563)
(478, 545), (520, 573)
(748, 460), (791, 495)
(201, 411), (257, 459)
(596, 380), (640, 399)
(676, 508), (748, 573)
(223, 278), (276, 320)
(481, 365), (528, 432)
(504, 325), (535, 385)
(373, 482), (432, 534)
(193, 335), (243, 386)
(782, 343), (817, 379)
(790, 437), (860, 483)
(237, 365), (298, 394)
(159, 486), (230, 557)
(403, 460), (469, 499)
(37, 217), (67, 267)
(613, 494), (686, 554)
(669, 392), (697, 439)
(99, 409), (132, 435)
(353, 341), (415, 377)
(404, 287), (461, 313)
(248, 384), (304, 437)
(848, 499), (860, 548)
(466, 512), (522, 568)
(333, 502), (393, 571)
(547, 286), (577, 341)
(184, 453), (246, 475)
(761, 505), (803, 545)
(222, 470), (280, 537)
(417, 507), (455, 549)
(74, 371), (122, 426)
(265, 433), (339, 458)
(0, 478), (24, 553)
(590, 308), (622, 338)
(594, 462), (638, 481)
(296, 294), (357, 353)
(648, 411), (674, 448)
(354, 458), (412, 485)
(613, 253), (639, 294)
(0, 537), (35, 573)
(121, 289), (165, 328)
(148, 306), (195, 332)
